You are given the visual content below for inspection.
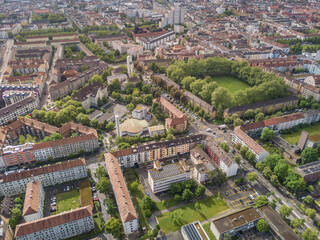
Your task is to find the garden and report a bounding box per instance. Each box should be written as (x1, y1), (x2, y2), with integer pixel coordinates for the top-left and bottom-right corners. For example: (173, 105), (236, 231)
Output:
(281, 122), (320, 145)
(54, 190), (80, 214)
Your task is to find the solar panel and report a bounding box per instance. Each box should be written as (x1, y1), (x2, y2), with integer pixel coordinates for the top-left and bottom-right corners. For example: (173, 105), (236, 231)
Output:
(183, 224), (202, 240)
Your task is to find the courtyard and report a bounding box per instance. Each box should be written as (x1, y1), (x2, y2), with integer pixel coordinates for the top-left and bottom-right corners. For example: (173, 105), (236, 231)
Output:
(282, 122), (320, 145)
(54, 190), (81, 214)
(213, 76), (250, 94)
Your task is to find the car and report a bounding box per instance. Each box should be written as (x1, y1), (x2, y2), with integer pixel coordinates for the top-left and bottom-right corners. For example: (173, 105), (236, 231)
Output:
(66, 186), (70, 191)
(206, 128), (212, 132)
(233, 188), (238, 193)
(146, 192), (150, 196)
(243, 186), (247, 190)
(50, 208), (56, 212)
(212, 132), (216, 135)
(225, 192), (229, 196)
(240, 199), (244, 205)
(51, 202), (56, 206)
(249, 195), (254, 200)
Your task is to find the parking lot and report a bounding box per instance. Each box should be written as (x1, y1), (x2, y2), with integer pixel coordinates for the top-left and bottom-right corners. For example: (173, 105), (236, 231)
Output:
(223, 184), (258, 208)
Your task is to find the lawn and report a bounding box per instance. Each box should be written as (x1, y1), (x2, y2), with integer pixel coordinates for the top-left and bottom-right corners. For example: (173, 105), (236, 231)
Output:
(202, 222), (217, 240)
(157, 195), (230, 234)
(282, 122), (320, 145)
(55, 190), (80, 213)
(213, 76), (250, 94)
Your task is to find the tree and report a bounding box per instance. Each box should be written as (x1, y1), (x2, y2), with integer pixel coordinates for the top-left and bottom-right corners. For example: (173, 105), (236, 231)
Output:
(256, 162), (265, 171)
(11, 207), (21, 220)
(240, 146), (249, 156)
(302, 228), (318, 240)
(222, 233), (232, 240)
(303, 195), (314, 206)
(270, 175), (280, 187)
(255, 195), (269, 206)
(291, 217), (304, 229)
(142, 196), (156, 211)
(105, 217), (123, 238)
(51, 132), (63, 140)
(14, 197), (22, 204)
(255, 113), (265, 122)
(195, 185), (206, 196)
(105, 122), (115, 132)
(220, 142), (229, 152)
(274, 163), (289, 182)
(207, 168), (227, 186)
(301, 147), (318, 164)
(130, 181), (139, 193)
(279, 205), (292, 219)
(233, 118), (244, 127)
(95, 166), (107, 179)
(263, 166), (273, 179)
(90, 119), (100, 129)
(305, 208), (316, 220)
(96, 177), (111, 193)
(234, 155), (241, 165)
(76, 113), (90, 126)
(256, 219), (268, 233)
(211, 87), (233, 110)
(247, 172), (258, 182)
(261, 128), (274, 142)
(19, 135), (26, 144)
(182, 189), (194, 201)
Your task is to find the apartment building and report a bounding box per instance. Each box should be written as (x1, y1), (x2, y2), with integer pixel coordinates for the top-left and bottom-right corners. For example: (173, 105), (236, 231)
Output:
(190, 147), (216, 183)
(22, 181), (45, 222)
(0, 93), (39, 126)
(132, 105), (148, 120)
(148, 160), (190, 193)
(159, 6), (185, 28)
(112, 134), (206, 167)
(15, 206), (94, 240)
(139, 31), (176, 50)
(205, 138), (238, 177)
(0, 158), (87, 197)
(72, 81), (108, 109)
(295, 161), (320, 183)
(153, 97), (188, 132)
(105, 153), (139, 235)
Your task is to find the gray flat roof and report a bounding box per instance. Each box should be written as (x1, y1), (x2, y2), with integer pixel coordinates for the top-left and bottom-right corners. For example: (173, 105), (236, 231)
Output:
(295, 160), (320, 175)
(149, 162), (185, 181)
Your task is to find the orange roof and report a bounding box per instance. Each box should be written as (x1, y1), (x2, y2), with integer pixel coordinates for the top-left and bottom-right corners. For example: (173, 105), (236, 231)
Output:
(234, 127), (266, 155)
(104, 153), (138, 223)
(15, 206), (92, 238)
(153, 97), (186, 119)
(22, 181), (42, 216)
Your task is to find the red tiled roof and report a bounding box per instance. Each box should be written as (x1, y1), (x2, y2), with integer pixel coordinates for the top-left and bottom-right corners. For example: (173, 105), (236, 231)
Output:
(22, 181), (42, 216)
(234, 127), (266, 155)
(15, 206), (92, 238)
(1, 158), (85, 183)
(105, 153), (138, 223)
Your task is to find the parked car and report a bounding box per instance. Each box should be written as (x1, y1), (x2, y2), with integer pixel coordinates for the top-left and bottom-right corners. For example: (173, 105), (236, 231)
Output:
(51, 202), (56, 206)
(146, 192), (150, 196)
(66, 186), (70, 191)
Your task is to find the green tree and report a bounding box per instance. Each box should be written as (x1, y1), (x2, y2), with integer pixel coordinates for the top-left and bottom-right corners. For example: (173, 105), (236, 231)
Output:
(270, 175), (280, 187)
(142, 196), (156, 211)
(130, 181), (139, 192)
(234, 155), (241, 165)
(255, 113), (265, 122)
(240, 146), (249, 156)
(51, 132), (63, 140)
(274, 163), (289, 182)
(195, 185), (206, 196)
(302, 228), (318, 240)
(303, 195), (314, 206)
(255, 195), (269, 206)
(96, 177), (111, 193)
(90, 119), (100, 129)
(256, 162), (265, 171)
(291, 217), (304, 229)
(207, 168), (227, 186)
(263, 166), (273, 179)
(279, 205), (292, 219)
(305, 208), (316, 220)
(182, 189), (194, 201)
(256, 219), (268, 233)
(19, 135), (26, 144)
(211, 87), (233, 110)
(247, 172), (258, 182)
(220, 142), (229, 152)
(94, 166), (107, 179)
(261, 128), (274, 142)
(105, 217), (123, 238)
(301, 147), (318, 164)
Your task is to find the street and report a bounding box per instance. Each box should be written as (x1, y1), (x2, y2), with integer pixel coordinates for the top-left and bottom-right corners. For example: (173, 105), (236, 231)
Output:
(0, 39), (14, 81)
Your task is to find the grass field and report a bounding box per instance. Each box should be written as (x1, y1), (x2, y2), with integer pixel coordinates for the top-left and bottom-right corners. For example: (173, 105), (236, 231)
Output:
(213, 76), (250, 94)
(282, 123), (320, 145)
(157, 195), (230, 234)
(56, 190), (80, 213)
(202, 222), (217, 240)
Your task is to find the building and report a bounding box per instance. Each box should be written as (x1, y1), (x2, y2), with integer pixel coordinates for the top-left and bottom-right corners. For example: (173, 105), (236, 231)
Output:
(112, 134), (206, 167)
(0, 93), (39, 126)
(127, 55), (133, 77)
(148, 125), (165, 137)
(153, 97), (188, 132)
(224, 96), (299, 118)
(210, 207), (262, 240)
(295, 161), (320, 183)
(205, 138), (238, 177)
(184, 91), (216, 118)
(298, 130), (320, 150)
(117, 119), (149, 137)
(72, 81), (108, 109)
(22, 181), (45, 222)
(271, 136), (301, 164)
(104, 153), (139, 235)
(148, 160), (190, 193)
(159, 6), (185, 28)
(232, 127), (269, 162)
(139, 31), (176, 50)
(0, 158), (87, 197)
(15, 206), (94, 240)
(181, 221), (210, 240)
(132, 105), (148, 120)
(190, 147), (216, 183)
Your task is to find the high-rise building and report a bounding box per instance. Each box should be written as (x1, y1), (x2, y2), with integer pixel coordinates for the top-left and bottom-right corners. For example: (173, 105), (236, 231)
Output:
(127, 55), (133, 77)
(159, 6), (185, 28)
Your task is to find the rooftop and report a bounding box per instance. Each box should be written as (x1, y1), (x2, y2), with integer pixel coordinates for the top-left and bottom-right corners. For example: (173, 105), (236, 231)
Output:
(119, 119), (149, 134)
(295, 160), (320, 176)
(22, 181), (42, 216)
(149, 160), (189, 181)
(181, 221), (209, 240)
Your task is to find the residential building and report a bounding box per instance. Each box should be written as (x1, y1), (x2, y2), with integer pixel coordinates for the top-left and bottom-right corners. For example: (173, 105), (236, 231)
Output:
(181, 221), (210, 240)
(148, 125), (165, 138)
(298, 130), (320, 150)
(22, 181), (45, 222)
(0, 93), (39, 126)
(72, 81), (108, 109)
(232, 127), (269, 162)
(104, 153), (139, 235)
(271, 136), (301, 164)
(112, 134), (206, 167)
(153, 97), (188, 132)
(0, 158), (87, 197)
(184, 91), (216, 118)
(205, 138), (238, 177)
(190, 147), (216, 183)
(148, 160), (190, 193)
(139, 31), (176, 50)
(295, 161), (320, 183)
(15, 206), (94, 240)
(159, 6), (185, 28)
(132, 105), (148, 120)
(210, 207), (262, 240)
